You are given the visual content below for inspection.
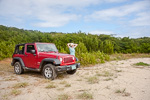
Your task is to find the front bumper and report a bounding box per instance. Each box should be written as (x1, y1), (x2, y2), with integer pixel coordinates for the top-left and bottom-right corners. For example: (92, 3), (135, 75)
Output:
(56, 63), (80, 72)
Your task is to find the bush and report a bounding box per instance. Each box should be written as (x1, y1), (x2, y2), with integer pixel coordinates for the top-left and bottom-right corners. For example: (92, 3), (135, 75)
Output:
(77, 51), (110, 66)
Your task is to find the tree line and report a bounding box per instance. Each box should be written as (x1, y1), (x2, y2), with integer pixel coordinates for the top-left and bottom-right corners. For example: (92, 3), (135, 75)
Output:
(0, 25), (150, 65)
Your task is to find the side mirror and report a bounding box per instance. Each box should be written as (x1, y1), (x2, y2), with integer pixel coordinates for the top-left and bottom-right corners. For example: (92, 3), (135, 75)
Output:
(30, 50), (35, 54)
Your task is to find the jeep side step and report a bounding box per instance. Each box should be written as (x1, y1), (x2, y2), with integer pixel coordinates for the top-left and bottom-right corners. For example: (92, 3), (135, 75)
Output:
(23, 66), (40, 71)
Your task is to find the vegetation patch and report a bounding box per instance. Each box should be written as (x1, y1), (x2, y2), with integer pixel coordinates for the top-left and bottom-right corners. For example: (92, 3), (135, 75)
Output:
(2, 94), (8, 100)
(115, 70), (122, 72)
(11, 89), (21, 96)
(76, 79), (82, 81)
(87, 76), (99, 84)
(104, 78), (113, 81)
(97, 71), (113, 77)
(115, 88), (131, 97)
(57, 93), (71, 100)
(57, 88), (64, 91)
(77, 92), (93, 100)
(111, 54), (150, 61)
(45, 84), (56, 89)
(65, 83), (71, 87)
(13, 82), (28, 88)
(59, 80), (67, 84)
(134, 62), (150, 66)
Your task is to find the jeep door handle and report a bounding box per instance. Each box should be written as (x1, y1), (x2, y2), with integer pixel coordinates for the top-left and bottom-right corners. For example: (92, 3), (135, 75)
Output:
(25, 55), (28, 56)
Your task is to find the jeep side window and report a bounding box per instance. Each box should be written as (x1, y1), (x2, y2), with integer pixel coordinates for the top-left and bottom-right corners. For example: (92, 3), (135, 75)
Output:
(14, 45), (25, 54)
(27, 45), (35, 53)
(19, 46), (25, 54)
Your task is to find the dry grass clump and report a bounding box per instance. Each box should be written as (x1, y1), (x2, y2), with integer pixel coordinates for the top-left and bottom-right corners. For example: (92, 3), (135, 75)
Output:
(96, 71), (114, 77)
(59, 80), (71, 87)
(59, 81), (67, 84)
(13, 82), (28, 88)
(111, 53), (150, 61)
(115, 88), (131, 97)
(76, 79), (82, 81)
(11, 89), (21, 96)
(104, 77), (113, 81)
(45, 84), (56, 89)
(57, 93), (71, 100)
(77, 92), (93, 99)
(87, 76), (99, 84)
(65, 83), (71, 87)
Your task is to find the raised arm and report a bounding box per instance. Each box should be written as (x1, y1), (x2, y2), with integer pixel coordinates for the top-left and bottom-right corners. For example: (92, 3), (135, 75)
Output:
(74, 44), (78, 48)
(67, 43), (71, 48)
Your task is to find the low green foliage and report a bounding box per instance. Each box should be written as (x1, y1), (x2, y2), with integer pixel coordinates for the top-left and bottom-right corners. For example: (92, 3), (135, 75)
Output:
(77, 92), (93, 100)
(77, 51), (110, 66)
(134, 62), (150, 66)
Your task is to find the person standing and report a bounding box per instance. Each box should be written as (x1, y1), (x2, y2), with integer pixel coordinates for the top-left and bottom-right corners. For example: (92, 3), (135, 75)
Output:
(67, 43), (78, 61)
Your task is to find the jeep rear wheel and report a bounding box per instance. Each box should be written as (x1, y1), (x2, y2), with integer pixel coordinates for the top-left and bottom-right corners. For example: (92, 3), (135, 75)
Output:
(14, 62), (24, 74)
(43, 64), (57, 80)
(66, 69), (77, 75)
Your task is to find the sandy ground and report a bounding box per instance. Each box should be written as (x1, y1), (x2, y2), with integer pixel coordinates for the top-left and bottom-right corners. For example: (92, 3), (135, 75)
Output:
(0, 58), (150, 100)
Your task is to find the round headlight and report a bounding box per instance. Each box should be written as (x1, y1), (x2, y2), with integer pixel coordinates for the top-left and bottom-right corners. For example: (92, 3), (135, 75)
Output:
(60, 57), (63, 62)
(72, 57), (75, 60)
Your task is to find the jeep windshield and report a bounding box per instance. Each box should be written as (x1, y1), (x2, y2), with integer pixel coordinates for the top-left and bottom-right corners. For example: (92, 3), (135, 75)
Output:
(36, 43), (58, 52)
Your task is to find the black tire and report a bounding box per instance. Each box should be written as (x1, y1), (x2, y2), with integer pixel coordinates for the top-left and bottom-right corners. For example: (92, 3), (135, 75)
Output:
(14, 62), (24, 74)
(43, 64), (57, 80)
(66, 69), (77, 75)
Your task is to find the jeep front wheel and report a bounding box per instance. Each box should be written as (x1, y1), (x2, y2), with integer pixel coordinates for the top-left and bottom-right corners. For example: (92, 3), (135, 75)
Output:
(14, 62), (24, 74)
(43, 64), (57, 80)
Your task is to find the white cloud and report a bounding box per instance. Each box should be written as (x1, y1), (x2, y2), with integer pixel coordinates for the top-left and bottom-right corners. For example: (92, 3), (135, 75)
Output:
(86, 0), (150, 20)
(129, 12), (150, 26)
(0, 0), (129, 27)
(104, 0), (128, 3)
(34, 13), (79, 27)
(0, 0), (101, 27)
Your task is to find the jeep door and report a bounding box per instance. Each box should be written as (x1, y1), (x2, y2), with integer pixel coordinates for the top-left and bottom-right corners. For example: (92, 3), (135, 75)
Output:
(23, 44), (38, 68)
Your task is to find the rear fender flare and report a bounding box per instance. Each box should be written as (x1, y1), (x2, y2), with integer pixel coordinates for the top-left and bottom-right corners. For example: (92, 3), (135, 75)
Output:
(11, 57), (25, 67)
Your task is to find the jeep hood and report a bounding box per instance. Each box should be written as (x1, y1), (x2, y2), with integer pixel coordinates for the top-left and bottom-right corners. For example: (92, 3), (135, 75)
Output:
(38, 52), (73, 58)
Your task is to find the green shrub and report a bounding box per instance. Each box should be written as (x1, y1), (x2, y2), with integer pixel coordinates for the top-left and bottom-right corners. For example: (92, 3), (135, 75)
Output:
(134, 62), (150, 66)
(77, 51), (110, 66)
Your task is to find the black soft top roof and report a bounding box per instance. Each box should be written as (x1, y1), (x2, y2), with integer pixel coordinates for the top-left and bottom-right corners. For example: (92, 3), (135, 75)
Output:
(15, 44), (25, 46)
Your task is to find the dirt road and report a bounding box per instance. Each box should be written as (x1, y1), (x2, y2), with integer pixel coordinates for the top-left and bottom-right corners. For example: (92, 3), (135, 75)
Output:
(0, 58), (150, 100)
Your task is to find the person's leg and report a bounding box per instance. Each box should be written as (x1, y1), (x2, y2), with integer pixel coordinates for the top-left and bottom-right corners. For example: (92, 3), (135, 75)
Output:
(75, 57), (78, 61)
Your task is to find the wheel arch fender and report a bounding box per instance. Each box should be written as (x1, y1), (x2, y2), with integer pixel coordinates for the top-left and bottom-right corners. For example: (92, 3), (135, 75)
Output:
(39, 58), (61, 71)
(11, 57), (25, 67)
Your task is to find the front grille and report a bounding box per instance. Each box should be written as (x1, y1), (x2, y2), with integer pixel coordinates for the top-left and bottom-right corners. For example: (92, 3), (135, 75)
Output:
(64, 57), (73, 63)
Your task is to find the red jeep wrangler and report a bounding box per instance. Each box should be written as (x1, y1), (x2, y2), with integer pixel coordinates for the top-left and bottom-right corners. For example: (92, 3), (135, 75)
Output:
(11, 43), (80, 80)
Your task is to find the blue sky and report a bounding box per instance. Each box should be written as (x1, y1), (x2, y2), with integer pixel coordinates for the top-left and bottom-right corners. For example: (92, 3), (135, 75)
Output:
(0, 0), (150, 38)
